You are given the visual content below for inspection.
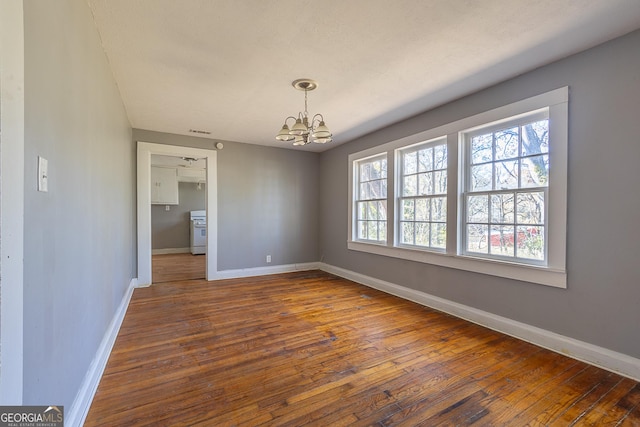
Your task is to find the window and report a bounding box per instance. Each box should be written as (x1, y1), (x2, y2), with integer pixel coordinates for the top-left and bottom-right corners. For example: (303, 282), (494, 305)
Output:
(354, 154), (387, 243)
(398, 139), (447, 249)
(463, 112), (548, 264)
(348, 87), (568, 288)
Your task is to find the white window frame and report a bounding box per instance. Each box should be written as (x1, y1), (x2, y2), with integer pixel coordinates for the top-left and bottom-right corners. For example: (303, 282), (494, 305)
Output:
(460, 109), (549, 265)
(396, 137), (448, 251)
(352, 153), (389, 244)
(347, 87), (568, 288)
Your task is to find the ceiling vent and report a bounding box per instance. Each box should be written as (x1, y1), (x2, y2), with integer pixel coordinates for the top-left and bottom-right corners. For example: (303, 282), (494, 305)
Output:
(189, 129), (211, 135)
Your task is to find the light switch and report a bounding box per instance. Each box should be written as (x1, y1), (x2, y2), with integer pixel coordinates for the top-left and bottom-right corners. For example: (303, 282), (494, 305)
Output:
(38, 156), (48, 192)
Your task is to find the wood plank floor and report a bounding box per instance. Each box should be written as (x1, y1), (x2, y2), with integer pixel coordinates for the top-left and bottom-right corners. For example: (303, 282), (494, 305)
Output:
(152, 253), (205, 283)
(86, 271), (640, 426)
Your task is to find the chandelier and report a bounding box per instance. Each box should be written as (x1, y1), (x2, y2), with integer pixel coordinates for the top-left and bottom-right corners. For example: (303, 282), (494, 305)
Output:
(275, 79), (332, 146)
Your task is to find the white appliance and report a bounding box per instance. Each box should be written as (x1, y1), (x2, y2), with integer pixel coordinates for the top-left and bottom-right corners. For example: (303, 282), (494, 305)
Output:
(190, 210), (206, 255)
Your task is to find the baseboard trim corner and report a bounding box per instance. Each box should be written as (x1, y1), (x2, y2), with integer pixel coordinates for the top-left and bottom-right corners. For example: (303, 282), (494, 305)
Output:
(66, 277), (136, 427)
(319, 263), (640, 382)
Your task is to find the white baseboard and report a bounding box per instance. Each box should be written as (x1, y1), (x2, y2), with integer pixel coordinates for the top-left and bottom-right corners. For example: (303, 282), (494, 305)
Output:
(66, 277), (137, 427)
(213, 262), (320, 280)
(319, 263), (640, 382)
(152, 247), (190, 255)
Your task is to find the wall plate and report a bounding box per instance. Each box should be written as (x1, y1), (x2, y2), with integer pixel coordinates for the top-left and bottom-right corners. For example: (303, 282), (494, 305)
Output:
(38, 156), (48, 192)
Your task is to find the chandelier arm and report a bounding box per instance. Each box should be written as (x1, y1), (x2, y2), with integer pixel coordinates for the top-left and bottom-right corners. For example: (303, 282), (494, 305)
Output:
(283, 116), (297, 125)
(311, 114), (325, 129)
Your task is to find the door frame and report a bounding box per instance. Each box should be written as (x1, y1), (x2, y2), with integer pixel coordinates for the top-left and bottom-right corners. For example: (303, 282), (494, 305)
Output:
(137, 141), (218, 286)
(0, 0), (25, 404)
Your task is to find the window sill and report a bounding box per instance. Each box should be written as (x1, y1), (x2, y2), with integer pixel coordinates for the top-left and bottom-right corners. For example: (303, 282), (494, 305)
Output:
(347, 240), (566, 288)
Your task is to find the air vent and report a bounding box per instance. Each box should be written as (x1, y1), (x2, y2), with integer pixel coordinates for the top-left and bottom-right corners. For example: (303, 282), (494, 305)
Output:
(189, 129), (211, 135)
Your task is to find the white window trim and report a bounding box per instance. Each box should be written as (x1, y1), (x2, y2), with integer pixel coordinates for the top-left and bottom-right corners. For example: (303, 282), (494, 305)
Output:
(460, 108), (550, 265)
(396, 137), (448, 251)
(348, 87), (568, 288)
(353, 153), (389, 243)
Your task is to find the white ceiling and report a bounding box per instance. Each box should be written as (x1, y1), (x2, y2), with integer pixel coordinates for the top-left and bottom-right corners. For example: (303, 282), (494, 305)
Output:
(87, 0), (640, 152)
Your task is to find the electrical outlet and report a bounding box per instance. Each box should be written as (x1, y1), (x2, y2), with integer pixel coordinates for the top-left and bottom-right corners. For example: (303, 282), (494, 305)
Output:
(266, 255), (271, 263)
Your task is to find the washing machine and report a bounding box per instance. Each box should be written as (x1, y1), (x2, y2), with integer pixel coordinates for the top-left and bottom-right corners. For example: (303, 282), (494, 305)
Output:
(190, 210), (206, 255)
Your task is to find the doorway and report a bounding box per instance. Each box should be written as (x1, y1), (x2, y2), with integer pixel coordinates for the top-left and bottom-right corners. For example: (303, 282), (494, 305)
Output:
(137, 142), (218, 286)
(150, 154), (206, 283)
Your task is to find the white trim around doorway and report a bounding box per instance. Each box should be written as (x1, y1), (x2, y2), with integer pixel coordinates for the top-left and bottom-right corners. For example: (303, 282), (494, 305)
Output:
(137, 142), (218, 286)
(0, 0), (25, 404)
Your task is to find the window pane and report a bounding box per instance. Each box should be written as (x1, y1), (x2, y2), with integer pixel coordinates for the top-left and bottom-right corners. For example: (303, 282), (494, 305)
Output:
(521, 155), (549, 187)
(359, 182), (369, 200)
(368, 221), (378, 241)
(495, 127), (519, 160)
(434, 145), (447, 169)
(370, 161), (382, 180)
(358, 221), (367, 239)
(369, 180), (382, 199)
(415, 222), (429, 246)
(403, 175), (417, 197)
(467, 195), (488, 223)
(401, 222), (414, 245)
(491, 193), (515, 224)
(432, 197), (447, 222)
(517, 226), (544, 260)
(358, 202), (367, 220)
(367, 201), (378, 220)
(470, 164), (492, 191)
(517, 192), (544, 224)
(467, 224), (488, 254)
(380, 179), (388, 198)
(418, 148), (433, 172)
(379, 221), (387, 242)
(495, 160), (518, 190)
(380, 159), (388, 178)
(415, 198), (429, 221)
(418, 172), (432, 195)
(522, 120), (549, 156)
(360, 163), (370, 182)
(431, 223), (446, 248)
(404, 151), (417, 175)
(434, 170), (447, 194)
(378, 201), (387, 220)
(471, 134), (492, 164)
(402, 199), (414, 221)
(490, 225), (515, 256)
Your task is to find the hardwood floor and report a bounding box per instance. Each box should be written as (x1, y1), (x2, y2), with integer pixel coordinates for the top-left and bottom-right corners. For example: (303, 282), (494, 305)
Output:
(152, 252), (205, 283)
(86, 271), (640, 426)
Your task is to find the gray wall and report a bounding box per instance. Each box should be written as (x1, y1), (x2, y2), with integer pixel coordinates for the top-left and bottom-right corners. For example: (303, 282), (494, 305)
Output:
(23, 0), (135, 407)
(320, 29), (640, 359)
(134, 129), (319, 269)
(152, 182), (206, 250)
